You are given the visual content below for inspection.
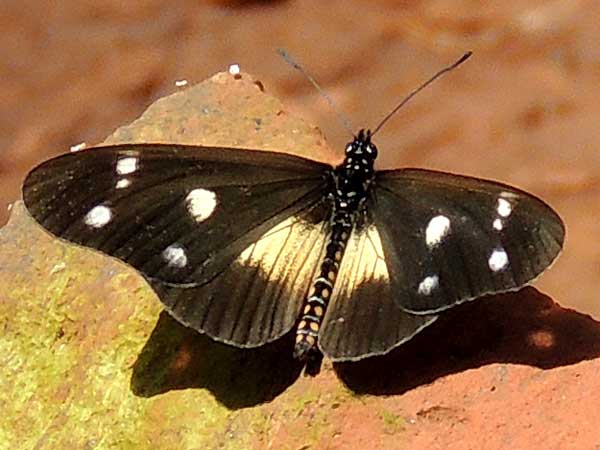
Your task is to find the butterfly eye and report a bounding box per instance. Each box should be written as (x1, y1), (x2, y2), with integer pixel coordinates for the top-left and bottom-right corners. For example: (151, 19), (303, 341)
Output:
(365, 143), (377, 157)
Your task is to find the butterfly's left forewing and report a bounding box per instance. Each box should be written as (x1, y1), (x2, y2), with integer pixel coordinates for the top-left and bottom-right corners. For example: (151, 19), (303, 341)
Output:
(369, 168), (565, 314)
(23, 144), (331, 287)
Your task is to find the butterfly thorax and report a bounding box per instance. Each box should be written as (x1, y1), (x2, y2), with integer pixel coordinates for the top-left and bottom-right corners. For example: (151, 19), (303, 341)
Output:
(294, 129), (379, 361)
(334, 128), (378, 209)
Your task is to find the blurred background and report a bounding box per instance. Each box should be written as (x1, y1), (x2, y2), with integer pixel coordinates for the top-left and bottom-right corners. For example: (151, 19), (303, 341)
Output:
(1, 0), (598, 316)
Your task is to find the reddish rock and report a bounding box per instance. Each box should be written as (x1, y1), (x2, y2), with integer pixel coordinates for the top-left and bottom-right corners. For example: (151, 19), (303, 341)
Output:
(1, 2), (599, 449)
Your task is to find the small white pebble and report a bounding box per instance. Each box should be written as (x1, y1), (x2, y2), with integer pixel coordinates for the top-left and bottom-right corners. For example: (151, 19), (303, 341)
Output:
(70, 142), (86, 152)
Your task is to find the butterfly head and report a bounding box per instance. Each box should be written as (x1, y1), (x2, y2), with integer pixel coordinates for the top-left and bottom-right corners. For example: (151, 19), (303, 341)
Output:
(345, 129), (378, 161)
(340, 129), (378, 180)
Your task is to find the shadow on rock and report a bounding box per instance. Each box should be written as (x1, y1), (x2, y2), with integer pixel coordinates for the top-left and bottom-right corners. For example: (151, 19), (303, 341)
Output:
(131, 287), (599, 405)
(334, 287), (600, 394)
(130, 311), (304, 409)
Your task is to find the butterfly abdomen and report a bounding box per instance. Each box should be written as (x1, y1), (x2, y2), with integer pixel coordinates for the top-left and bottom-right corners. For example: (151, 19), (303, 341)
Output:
(294, 129), (379, 360)
(294, 210), (354, 359)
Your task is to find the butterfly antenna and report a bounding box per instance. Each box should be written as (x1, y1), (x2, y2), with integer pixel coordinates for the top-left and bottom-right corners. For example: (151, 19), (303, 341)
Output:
(371, 51), (473, 137)
(277, 48), (354, 136)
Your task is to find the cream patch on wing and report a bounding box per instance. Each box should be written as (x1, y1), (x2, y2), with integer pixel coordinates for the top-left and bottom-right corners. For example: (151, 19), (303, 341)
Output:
(320, 225), (391, 345)
(331, 225), (390, 298)
(238, 217), (297, 268)
(236, 215), (328, 288)
(362, 225), (390, 282)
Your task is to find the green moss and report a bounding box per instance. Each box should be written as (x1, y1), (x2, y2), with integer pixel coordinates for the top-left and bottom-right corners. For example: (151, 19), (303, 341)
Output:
(0, 268), (84, 449)
(379, 409), (407, 435)
(291, 389), (321, 417)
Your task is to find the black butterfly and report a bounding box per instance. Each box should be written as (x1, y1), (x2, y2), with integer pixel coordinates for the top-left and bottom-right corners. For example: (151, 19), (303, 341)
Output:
(21, 55), (565, 364)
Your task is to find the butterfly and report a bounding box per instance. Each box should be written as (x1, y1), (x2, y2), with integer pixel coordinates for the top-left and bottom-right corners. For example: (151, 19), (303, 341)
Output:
(21, 54), (565, 364)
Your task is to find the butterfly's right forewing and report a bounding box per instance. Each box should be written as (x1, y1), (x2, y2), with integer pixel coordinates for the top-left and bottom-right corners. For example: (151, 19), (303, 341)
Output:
(370, 168), (565, 314)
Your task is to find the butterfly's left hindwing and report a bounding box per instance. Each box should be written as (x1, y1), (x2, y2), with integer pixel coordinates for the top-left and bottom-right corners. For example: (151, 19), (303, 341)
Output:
(23, 144), (331, 289)
(369, 168), (565, 314)
(153, 202), (332, 346)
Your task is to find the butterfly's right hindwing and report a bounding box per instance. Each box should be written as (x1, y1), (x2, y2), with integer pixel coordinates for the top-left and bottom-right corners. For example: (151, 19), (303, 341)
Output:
(319, 219), (437, 361)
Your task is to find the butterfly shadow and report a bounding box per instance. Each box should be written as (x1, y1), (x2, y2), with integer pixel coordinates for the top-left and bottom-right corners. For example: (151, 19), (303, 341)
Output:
(333, 286), (600, 395)
(130, 311), (304, 409)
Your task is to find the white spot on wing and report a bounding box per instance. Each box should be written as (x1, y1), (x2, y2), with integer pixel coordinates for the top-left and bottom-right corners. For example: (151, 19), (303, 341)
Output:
(425, 215), (451, 248)
(497, 198), (512, 217)
(116, 157), (138, 175)
(418, 275), (439, 296)
(162, 244), (188, 268)
(488, 247), (509, 272)
(84, 205), (112, 228)
(186, 188), (217, 223)
(116, 179), (131, 189)
(493, 218), (503, 231)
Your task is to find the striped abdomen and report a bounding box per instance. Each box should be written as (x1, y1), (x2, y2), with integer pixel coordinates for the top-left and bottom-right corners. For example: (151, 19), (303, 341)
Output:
(294, 209), (354, 359)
